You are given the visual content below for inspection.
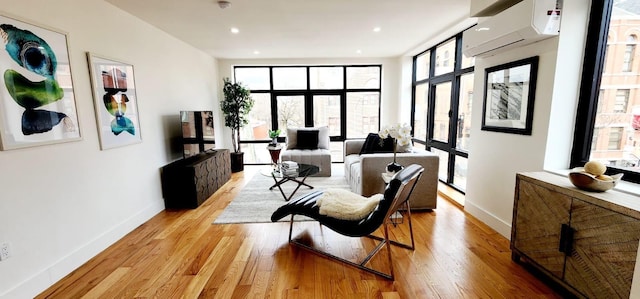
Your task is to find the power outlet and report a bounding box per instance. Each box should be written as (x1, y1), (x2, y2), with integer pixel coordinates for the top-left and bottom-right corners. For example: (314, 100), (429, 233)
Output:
(0, 242), (10, 261)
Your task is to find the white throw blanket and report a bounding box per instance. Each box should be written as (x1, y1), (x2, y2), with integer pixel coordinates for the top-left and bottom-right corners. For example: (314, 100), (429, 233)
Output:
(316, 188), (383, 220)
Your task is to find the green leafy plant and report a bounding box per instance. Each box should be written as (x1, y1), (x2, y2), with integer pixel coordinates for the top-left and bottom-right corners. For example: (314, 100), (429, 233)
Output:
(221, 77), (253, 153)
(268, 129), (281, 139)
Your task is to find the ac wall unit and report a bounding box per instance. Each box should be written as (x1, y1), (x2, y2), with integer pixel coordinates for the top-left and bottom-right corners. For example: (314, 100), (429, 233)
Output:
(462, 0), (561, 57)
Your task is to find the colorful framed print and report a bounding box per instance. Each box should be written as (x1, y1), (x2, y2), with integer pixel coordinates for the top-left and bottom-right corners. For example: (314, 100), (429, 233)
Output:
(0, 13), (81, 150)
(481, 56), (539, 135)
(87, 53), (142, 150)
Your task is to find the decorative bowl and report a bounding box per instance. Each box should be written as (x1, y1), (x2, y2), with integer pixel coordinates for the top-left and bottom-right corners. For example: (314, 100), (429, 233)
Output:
(568, 167), (623, 192)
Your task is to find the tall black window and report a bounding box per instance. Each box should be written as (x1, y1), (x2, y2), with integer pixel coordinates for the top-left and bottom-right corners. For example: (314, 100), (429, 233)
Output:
(412, 33), (475, 195)
(572, 0), (640, 183)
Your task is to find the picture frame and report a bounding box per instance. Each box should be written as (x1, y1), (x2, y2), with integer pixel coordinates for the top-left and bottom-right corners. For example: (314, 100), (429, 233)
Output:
(481, 56), (539, 135)
(0, 13), (81, 150)
(87, 53), (142, 150)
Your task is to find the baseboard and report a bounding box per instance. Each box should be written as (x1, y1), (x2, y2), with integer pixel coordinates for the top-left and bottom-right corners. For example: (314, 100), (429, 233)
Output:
(464, 200), (512, 239)
(0, 200), (165, 299)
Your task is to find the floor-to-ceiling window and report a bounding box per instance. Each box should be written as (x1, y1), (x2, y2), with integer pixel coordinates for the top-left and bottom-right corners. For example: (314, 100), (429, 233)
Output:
(412, 33), (475, 197)
(572, 0), (640, 183)
(233, 65), (382, 164)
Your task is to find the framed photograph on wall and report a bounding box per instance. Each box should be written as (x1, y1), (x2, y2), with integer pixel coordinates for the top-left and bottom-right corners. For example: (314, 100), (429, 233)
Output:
(0, 13), (81, 150)
(87, 53), (142, 150)
(481, 56), (539, 135)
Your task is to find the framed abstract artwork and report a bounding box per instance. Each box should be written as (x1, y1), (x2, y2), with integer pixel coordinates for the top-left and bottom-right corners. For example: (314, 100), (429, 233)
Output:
(481, 56), (539, 135)
(87, 53), (142, 150)
(0, 13), (81, 150)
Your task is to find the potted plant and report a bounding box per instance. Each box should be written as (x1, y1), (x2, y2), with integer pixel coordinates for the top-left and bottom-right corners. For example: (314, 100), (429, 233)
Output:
(221, 77), (253, 172)
(268, 129), (281, 146)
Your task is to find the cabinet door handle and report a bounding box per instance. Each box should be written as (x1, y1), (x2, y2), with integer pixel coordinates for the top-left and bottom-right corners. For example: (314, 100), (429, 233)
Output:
(559, 223), (575, 255)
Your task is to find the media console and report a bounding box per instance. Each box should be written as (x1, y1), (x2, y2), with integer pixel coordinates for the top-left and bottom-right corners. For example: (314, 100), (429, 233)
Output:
(161, 149), (231, 209)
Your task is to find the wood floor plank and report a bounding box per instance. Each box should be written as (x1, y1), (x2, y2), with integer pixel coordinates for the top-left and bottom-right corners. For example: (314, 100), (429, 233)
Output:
(36, 165), (563, 299)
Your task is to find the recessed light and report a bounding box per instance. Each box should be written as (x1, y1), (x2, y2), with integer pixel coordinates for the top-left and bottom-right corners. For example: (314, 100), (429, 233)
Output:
(230, 27), (239, 34)
(476, 27), (490, 31)
(356, 50), (362, 54)
(373, 27), (381, 32)
(253, 50), (260, 55)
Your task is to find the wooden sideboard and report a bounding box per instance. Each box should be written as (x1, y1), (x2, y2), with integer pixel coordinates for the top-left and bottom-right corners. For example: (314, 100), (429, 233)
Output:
(161, 149), (231, 209)
(512, 172), (640, 298)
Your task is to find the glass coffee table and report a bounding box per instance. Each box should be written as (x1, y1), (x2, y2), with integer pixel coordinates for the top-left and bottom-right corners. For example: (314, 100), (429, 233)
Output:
(270, 163), (320, 201)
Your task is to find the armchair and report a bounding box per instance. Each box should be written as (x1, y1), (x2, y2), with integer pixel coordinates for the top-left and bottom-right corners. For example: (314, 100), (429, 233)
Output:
(280, 126), (332, 176)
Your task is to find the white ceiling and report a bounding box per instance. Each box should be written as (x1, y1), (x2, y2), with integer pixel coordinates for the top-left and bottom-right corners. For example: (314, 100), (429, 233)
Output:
(105, 0), (474, 59)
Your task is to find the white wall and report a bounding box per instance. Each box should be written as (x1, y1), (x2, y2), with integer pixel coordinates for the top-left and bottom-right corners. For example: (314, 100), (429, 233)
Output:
(464, 1), (589, 238)
(0, 0), (219, 297)
(216, 58), (402, 149)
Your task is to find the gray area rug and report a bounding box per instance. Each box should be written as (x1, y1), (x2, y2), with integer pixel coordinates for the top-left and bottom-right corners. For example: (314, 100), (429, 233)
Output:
(213, 169), (350, 224)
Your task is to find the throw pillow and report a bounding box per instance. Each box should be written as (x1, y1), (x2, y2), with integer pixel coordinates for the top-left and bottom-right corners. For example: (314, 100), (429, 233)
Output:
(316, 126), (329, 149)
(359, 133), (395, 154)
(287, 126), (330, 149)
(296, 130), (319, 149)
(286, 128), (299, 148)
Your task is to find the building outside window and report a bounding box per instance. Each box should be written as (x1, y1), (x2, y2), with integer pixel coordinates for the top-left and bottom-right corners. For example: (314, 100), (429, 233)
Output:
(623, 35), (637, 72)
(608, 127), (624, 150)
(614, 89), (630, 113)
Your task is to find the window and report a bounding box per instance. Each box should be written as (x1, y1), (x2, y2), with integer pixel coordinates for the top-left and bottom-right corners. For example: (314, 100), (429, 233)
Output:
(413, 84), (429, 141)
(614, 89), (629, 113)
(415, 51), (430, 81)
(310, 67), (343, 89)
(608, 127), (624, 150)
(234, 65), (382, 164)
(412, 33), (474, 196)
(572, 0), (640, 183)
(434, 39), (455, 76)
(433, 82), (452, 143)
(347, 92), (381, 138)
(623, 35), (637, 72)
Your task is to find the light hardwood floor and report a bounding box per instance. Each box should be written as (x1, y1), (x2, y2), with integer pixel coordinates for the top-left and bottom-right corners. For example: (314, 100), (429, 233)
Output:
(37, 166), (562, 298)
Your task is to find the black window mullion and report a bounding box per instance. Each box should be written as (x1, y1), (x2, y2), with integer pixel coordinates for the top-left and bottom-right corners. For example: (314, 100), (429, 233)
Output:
(340, 91), (347, 141)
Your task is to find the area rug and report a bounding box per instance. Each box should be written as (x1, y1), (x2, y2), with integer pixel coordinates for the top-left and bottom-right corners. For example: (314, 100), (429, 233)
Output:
(213, 169), (351, 224)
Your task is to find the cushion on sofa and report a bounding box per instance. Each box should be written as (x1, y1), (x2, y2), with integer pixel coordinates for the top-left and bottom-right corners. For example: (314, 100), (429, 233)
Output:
(359, 133), (395, 154)
(296, 130), (319, 149)
(287, 126), (329, 149)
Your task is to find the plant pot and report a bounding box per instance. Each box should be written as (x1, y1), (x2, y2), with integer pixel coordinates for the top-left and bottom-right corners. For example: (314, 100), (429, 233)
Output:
(230, 152), (244, 173)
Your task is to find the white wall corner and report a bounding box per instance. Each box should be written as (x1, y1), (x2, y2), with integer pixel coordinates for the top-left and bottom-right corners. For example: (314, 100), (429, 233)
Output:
(464, 200), (513, 239)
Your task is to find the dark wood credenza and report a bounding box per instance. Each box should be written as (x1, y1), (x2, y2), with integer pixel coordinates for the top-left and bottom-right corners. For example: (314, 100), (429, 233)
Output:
(512, 172), (640, 299)
(161, 149), (231, 209)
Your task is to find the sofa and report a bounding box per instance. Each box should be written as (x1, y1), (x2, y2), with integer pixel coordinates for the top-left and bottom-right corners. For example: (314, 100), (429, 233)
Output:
(280, 126), (332, 176)
(344, 138), (439, 210)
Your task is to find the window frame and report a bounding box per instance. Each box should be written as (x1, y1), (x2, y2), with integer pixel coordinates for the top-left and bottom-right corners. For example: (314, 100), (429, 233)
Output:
(411, 32), (474, 193)
(233, 64), (382, 164)
(571, 0), (640, 183)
